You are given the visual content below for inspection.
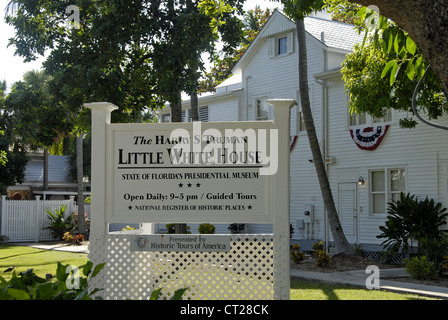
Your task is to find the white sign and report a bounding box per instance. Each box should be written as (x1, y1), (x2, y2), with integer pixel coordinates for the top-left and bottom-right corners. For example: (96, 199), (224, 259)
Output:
(130, 234), (230, 252)
(106, 122), (276, 224)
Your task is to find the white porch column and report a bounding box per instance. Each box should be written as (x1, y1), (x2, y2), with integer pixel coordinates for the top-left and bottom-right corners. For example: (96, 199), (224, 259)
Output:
(85, 102), (118, 238)
(268, 99), (296, 300)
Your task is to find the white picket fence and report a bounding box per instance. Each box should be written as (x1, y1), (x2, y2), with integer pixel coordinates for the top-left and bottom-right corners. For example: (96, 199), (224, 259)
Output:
(0, 196), (90, 242)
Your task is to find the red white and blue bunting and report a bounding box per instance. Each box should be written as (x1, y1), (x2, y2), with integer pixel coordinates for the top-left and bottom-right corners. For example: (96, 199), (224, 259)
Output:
(290, 135), (298, 151)
(350, 125), (389, 151)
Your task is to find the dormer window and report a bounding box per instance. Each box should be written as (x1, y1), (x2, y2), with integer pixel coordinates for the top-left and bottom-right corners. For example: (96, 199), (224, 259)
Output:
(268, 32), (294, 57)
(278, 36), (288, 55)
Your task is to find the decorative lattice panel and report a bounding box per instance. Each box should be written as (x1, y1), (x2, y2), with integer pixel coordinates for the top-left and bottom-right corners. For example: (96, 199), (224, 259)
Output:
(89, 234), (275, 300)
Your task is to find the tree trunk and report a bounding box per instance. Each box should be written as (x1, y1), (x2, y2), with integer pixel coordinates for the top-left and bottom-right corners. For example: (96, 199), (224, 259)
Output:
(76, 133), (87, 237)
(346, 0), (448, 99)
(190, 91), (199, 122)
(296, 19), (353, 254)
(170, 91), (188, 234)
(43, 148), (48, 193)
(170, 92), (183, 122)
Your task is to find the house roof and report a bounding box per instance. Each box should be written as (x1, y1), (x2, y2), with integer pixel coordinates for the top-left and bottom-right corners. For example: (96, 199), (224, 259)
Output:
(232, 9), (363, 73)
(303, 15), (364, 52)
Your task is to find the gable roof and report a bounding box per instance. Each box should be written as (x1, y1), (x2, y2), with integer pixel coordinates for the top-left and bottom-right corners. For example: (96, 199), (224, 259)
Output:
(232, 9), (362, 73)
(304, 15), (363, 52)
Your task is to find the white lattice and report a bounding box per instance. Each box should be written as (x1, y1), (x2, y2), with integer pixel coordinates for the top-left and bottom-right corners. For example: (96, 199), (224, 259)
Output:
(89, 234), (275, 300)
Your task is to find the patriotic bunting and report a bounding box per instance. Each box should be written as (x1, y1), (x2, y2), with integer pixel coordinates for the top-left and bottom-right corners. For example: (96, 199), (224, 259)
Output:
(290, 135), (298, 151)
(350, 125), (389, 151)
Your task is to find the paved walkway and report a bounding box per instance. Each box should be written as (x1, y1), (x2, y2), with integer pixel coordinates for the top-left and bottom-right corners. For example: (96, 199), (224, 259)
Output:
(11, 241), (448, 299)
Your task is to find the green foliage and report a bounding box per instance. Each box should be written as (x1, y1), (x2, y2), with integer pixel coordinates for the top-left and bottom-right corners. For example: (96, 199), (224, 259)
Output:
(0, 81), (28, 193)
(199, 6), (273, 92)
(311, 241), (331, 267)
(418, 236), (448, 268)
(45, 205), (75, 240)
(0, 123), (28, 194)
(0, 261), (105, 300)
(404, 256), (439, 280)
(150, 287), (189, 300)
(198, 0), (236, 33)
(5, 0), (245, 127)
(166, 224), (191, 234)
(341, 5), (447, 128)
(198, 223), (216, 234)
(5, 70), (71, 149)
(377, 193), (448, 257)
(314, 249), (331, 267)
(290, 244), (306, 264)
(312, 241), (324, 251)
(279, 0), (325, 20)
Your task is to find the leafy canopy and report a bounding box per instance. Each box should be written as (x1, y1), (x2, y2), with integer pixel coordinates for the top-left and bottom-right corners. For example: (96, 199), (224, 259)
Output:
(340, 4), (447, 128)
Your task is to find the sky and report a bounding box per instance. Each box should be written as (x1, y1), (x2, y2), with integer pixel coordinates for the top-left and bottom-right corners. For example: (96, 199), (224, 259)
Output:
(0, 0), (281, 90)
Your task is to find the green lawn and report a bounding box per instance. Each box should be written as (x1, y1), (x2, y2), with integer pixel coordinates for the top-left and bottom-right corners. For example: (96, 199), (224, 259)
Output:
(0, 245), (89, 281)
(0, 245), (438, 300)
(290, 278), (437, 300)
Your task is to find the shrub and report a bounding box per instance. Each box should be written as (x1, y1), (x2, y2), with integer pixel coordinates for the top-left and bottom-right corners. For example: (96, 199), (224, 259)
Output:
(312, 241), (331, 267)
(73, 234), (84, 244)
(290, 244), (306, 264)
(312, 241), (324, 251)
(0, 261), (105, 300)
(405, 256), (439, 280)
(198, 223), (215, 234)
(314, 249), (331, 267)
(418, 235), (448, 268)
(166, 224), (191, 234)
(442, 256), (448, 273)
(45, 205), (75, 240)
(62, 232), (74, 243)
(377, 193), (448, 257)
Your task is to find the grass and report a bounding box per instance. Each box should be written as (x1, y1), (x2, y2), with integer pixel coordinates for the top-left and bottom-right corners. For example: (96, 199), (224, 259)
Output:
(0, 245), (439, 300)
(0, 244), (89, 281)
(290, 278), (438, 300)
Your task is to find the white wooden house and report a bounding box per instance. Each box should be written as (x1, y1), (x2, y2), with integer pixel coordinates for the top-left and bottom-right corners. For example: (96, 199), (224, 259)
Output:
(158, 10), (448, 254)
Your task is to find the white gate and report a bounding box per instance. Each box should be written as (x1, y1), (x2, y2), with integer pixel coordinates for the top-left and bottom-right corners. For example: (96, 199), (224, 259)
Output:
(0, 196), (84, 242)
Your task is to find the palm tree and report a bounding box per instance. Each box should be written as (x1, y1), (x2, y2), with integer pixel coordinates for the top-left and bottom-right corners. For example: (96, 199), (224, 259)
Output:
(281, 0), (353, 254)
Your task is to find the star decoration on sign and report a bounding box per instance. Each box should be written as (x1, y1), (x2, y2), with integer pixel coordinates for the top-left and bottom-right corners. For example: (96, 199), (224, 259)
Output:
(178, 182), (202, 188)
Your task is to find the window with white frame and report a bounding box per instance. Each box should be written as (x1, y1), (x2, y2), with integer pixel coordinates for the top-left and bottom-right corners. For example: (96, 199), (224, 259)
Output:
(370, 168), (406, 215)
(268, 32), (294, 57)
(256, 97), (270, 121)
(278, 36), (288, 55)
(348, 107), (392, 127)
